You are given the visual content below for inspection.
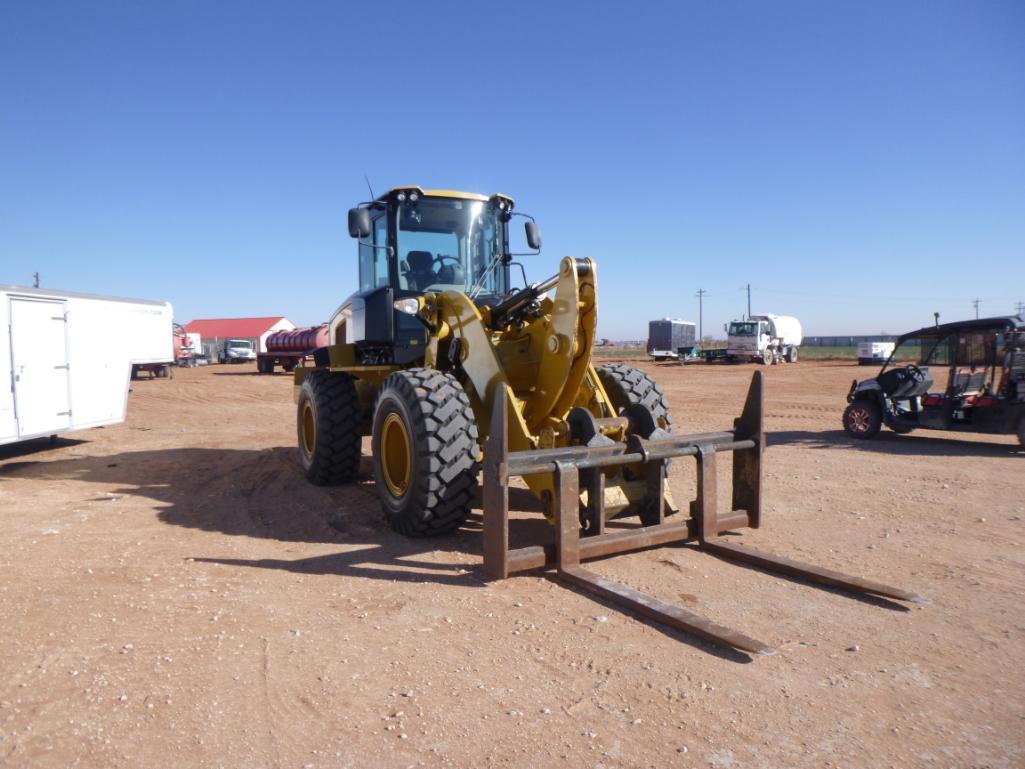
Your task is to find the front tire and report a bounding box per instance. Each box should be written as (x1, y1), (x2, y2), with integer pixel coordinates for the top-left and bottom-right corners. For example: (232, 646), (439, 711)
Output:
(297, 371), (362, 484)
(762, 349), (773, 365)
(595, 364), (673, 431)
(843, 400), (882, 439)
(371, 369), (480, 537)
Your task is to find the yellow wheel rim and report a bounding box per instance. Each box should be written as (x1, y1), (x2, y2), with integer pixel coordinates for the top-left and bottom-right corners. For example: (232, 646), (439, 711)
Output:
(301, 401), (316, 456)
(381, 411), (412, 497)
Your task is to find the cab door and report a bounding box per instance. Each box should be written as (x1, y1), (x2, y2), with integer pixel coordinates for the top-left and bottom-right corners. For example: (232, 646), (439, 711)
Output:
(9, 297), (72, 437)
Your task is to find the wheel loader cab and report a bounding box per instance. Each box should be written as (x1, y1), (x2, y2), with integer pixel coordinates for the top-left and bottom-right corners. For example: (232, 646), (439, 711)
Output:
(341, 188), (516, 365)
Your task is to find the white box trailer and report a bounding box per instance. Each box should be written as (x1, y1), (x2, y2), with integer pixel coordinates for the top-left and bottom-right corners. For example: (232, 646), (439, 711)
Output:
(1, 285), (173, 446)
(857, 341), (895, 365)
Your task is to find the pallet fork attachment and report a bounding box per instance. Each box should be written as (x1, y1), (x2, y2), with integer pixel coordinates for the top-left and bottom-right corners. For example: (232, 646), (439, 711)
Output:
(482, 371), (924, 657)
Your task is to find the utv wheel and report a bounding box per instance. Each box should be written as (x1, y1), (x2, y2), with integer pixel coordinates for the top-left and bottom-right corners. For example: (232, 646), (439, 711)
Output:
(843, 400), (882, 439)
(297, 371), (362, 484)
(596, 364), (673, 431)
(371, 368), (480, 537)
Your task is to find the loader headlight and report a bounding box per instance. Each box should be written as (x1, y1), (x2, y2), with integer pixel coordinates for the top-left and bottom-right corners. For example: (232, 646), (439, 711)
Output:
(397, 192), (407, 202)
(394, 298), (421, 316)
(409, 191), (419, 202)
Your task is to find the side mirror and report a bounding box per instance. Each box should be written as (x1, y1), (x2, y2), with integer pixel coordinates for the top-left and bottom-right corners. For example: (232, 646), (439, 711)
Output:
(525, 221), (542, 251)
(348, 208), (371, 239)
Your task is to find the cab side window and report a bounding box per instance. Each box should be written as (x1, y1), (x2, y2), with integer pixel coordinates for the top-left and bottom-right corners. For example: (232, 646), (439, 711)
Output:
(358, 214), (392, 291)
(374, 216), (389, 288)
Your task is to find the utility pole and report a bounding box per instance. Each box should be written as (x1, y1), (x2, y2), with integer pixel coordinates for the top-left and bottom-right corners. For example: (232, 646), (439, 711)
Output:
(32, 272), (40, 288)
(972, 298), (980, 319)
(696, 288), (707, 341)
(745, 283), (751, 320)
(1015, 301), (1024, 317)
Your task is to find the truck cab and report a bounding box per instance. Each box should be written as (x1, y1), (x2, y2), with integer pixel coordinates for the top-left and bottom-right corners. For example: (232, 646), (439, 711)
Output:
(726, 315), (801, 364)
(843, 316), (1025, 445)
(219, 338), (256, 364)
(727, 320), (769, 362)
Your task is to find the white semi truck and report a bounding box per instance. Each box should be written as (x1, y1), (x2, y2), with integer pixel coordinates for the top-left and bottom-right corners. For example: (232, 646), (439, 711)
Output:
(726, 314), (803, 364)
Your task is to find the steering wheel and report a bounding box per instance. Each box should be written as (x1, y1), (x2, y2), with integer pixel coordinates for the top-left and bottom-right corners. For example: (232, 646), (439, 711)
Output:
(906, 364), (925, 383)
(432, 255), (460, 269)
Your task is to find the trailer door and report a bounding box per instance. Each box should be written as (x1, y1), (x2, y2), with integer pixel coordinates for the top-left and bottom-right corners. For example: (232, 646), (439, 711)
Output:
(9, 298), (71, 437)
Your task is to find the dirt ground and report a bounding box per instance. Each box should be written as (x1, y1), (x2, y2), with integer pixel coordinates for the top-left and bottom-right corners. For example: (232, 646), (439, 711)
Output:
(1, 360), (1022, 769)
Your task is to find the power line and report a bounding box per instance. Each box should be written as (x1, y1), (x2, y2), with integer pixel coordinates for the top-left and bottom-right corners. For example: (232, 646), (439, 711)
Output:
(696, 288), (708, 340)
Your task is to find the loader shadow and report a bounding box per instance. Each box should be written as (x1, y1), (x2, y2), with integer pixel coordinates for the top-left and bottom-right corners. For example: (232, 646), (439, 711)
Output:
(769, 429), (1022, 457)
(0, 444), (559, 586)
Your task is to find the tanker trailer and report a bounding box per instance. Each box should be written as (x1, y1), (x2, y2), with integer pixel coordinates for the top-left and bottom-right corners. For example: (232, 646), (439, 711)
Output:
(258, 324), (329, 374)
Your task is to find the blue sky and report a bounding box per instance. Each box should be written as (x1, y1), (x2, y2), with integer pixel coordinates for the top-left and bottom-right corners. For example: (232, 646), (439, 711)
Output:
(1, 1), (1023, 338)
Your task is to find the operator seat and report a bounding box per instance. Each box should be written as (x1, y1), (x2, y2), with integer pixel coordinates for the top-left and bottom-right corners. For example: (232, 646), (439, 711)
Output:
(404, 250), (437, 291)
(437, 259), (465, 286)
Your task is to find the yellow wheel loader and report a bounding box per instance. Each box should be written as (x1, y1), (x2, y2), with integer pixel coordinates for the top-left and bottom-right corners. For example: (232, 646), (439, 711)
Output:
(294, 186), (922, 656)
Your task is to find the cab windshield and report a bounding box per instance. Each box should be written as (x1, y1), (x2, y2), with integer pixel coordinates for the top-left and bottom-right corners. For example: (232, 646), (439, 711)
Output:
(397, 197), (506, 296)
(729, 322), (759, 336)
(229, 340), (253, 349)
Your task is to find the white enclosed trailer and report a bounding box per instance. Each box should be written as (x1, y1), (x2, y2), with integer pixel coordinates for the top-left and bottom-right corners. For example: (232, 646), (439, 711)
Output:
(1, 285), (172, 446)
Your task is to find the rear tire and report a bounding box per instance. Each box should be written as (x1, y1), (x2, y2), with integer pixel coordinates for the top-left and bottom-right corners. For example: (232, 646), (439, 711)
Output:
(786, 346), (798, 363)
(843, 400), (882, 439)
(762, 349), (773, 365)
(297, 371), (362, 485)
(371, 369), (480, 537)
(595, 364), (673, 431)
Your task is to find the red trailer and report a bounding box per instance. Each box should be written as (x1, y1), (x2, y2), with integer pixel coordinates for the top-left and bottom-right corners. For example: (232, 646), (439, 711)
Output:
(258, 325), (328, 374)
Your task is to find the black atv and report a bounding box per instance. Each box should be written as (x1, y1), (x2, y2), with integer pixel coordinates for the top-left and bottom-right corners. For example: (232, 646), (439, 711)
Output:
(843, 315), (1025, 447)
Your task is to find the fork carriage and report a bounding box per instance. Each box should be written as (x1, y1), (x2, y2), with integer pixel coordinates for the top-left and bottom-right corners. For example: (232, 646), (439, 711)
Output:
(483, 371), (924, 656)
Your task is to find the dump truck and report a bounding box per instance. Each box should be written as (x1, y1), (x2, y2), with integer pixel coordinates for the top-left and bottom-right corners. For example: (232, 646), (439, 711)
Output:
(291, 186), (921, 656)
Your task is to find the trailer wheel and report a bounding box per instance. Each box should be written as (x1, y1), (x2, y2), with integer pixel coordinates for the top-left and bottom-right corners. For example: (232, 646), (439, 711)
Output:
(596, 364), (673, 431)
(843, 400), (882, 439)
(297, 371), (362, 485)
(786, 346), (798, 363)
(371, 368), (480, 537)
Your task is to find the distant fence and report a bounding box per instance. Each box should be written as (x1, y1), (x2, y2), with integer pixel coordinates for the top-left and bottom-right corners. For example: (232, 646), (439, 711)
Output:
(802, 335), (897, 347)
